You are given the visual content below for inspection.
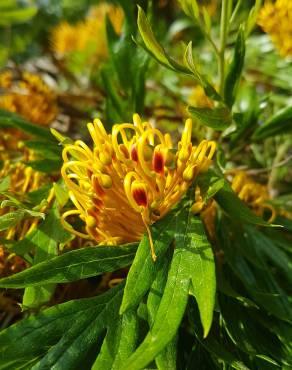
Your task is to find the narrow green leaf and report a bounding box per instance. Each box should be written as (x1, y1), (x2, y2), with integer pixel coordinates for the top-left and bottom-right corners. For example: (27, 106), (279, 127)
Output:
(0, 109), (53, 141)
(0, 243), (137, 288)
(22, 205), (70, 308)
(224, 26), (245, 107)
(215, 179), (272, 226)
(187, 216), (216, 337)
(253, 106), (292, 140)
(0, 211), (25, 231)
(137, 6), (174, 70)
(120, 205), (186, 314)
(188, 106), (232, 130)
(121, 204), (216, 369)
(147, 250), (177, 370)
(0, 6), (37, 26)
(0, 175), (10, 192)
(0, 285), (123, 370)
(53, 182), (69, 208)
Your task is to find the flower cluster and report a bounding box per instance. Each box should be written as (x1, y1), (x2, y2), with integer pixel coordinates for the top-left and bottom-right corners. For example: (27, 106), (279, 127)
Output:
(258, 0), (292, 57)
(0, 148), (45, 242)
(51, 4), (123, 61)
(0, 71), (58, 126)
(230, 171), (275, 222)
(61, 114), (216, 260)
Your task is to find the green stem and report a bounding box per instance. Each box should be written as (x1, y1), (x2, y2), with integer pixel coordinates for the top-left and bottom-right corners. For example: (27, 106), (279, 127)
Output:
(219, 0), (231, 97)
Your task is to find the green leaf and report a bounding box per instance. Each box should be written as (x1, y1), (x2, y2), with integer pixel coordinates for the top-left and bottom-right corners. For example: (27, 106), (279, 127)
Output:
(0, 211), (25, 231)
(0, 284), (124, 370)
(53, 181), (70, 208)
(92, 309), (139, 370)
(50, 128), (73, 146)
(197, 171), (225, 202)
(214, 178), (272, 226)
(187, 216), (216, 337)
(137, 6), (188, 74)
(121, 205), (216, 369)
(147, 249), (177, 369)
(177, 0), (199, 19)
(0, 109), (53, 141)
(0, 6), (37, 26)
(22, 205), (70, 308)
(220, 294), (283, 365)
(188, 106), (232, 130)
(0, 175), (10, 192)
(252, 106), (292, 140)
(224, 26), (245, 107)
(120, 205), (186, 314)
(0, 243), (137, 288)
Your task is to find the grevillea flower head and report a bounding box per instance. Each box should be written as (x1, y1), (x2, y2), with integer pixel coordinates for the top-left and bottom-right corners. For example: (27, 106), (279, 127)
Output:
(51, 3), (123, 60)
(0, 71), (58, 126)
(230, 171), (275, 222)
(257, 0), (292, 57)
(61, 114), (216, 260)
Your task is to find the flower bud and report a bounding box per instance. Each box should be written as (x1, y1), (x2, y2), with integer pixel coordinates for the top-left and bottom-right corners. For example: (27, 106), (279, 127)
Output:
(99, 174), (112, 189)
(191, 201), (204, 214)
(99, 152), (112, 166)
(183, 166), (196, 182)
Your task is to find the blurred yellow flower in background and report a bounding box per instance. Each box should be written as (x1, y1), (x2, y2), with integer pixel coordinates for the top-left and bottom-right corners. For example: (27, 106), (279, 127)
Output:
(258, 0), (292, 57)
(0, 71), (58, 126)
(51, 3), (123, 63)
(61, 114), (216, 260)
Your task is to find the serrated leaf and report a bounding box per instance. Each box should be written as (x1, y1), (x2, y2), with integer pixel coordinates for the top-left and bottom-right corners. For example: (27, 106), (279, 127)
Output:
(177, 0), (199, 19)
(53, 181), (69, 208)
(120, 205), (186, 314)
(0, 6), (37, 26)
(0, 243), (137, 288)
(188, 106), (232, 130)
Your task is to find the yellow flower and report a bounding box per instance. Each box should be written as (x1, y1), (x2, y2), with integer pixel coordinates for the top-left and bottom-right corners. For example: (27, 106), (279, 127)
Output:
(61, 114), (216, 260)
(230, 171), (275, 222)
(257, 0), (292, 57)
(51, 3), (123, 62)
(0, 71), (58, 126)
(0, 148), (45, 242)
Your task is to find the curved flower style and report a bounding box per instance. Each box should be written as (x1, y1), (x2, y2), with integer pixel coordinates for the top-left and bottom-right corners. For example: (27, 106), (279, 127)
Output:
(61, 114), (216, 260)
(258, 0), (292, 57)
(0, 71), (58, 126)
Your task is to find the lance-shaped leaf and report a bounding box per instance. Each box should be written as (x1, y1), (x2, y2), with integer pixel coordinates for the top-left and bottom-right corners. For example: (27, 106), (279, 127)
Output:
(0, 243), (137, 288)
(147, 249), (177, 370)
(137, 6), (188, 73)
(0, 109), (54, 141)
(252, 106), (292, 140)
(0, 284), (123, 370)
(214, 178), (274, 226)
(120, 205), (186, 314)
(121, 207), (216, 370)
(224, 26), (246, 107)
(21, 205), (71, 308)
(188, 106), (232, 131)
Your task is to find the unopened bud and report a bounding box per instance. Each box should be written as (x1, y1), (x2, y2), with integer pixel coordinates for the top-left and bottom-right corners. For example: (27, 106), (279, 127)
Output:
(99, 151), (112, 165)
(183, 166), (196, 182)
(178, 148), (189, 162)
(99, 174), (112, 188)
